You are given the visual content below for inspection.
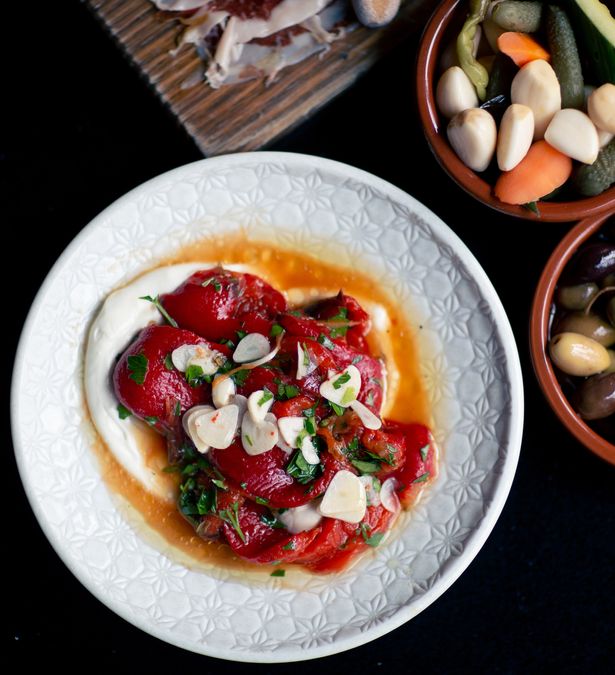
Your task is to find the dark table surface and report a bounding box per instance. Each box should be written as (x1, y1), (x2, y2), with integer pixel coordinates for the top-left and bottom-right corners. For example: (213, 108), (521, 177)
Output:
(6, 2), (614, 673)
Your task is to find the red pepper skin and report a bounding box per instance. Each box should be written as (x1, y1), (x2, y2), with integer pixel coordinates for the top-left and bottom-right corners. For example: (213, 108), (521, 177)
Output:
(113, 325), (230, 431)
(160, 269), (286, 342)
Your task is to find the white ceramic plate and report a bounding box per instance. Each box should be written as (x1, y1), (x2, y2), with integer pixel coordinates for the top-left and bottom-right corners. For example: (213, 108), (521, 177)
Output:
(12, 153), (523, 662)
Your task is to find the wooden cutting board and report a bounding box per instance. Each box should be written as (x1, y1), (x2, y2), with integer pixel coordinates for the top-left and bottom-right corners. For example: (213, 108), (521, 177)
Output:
(85, 0), (434, 156)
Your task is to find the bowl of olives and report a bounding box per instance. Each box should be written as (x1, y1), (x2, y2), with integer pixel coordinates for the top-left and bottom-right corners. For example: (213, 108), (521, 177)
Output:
(531, 214), (615, 464)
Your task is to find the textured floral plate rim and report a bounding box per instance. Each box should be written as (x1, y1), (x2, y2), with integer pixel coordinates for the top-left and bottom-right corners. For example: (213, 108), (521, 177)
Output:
(12, 152), (524, 662)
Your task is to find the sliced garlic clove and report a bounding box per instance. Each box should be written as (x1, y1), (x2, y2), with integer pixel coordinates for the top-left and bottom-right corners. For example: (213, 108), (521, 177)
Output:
(241, 411), (279, 456)
(511, 59), (561, 140)
(277, 503), (323, 534)
(296, 342), (317, 380)
(349, 399), (382, 430)
(319, 365), (362, 407)
(194, 404), (239, 450)
(212, 375), (236, 408)
(359, 475), (381, 507)
(172, 343), (224, 374)
(230, 393), (248, 420)
(436, 66), (479, 119)
(182, 405), (215, 454)
(278, 416), (306, 448)
(318, 470), (367, 524)
(300, 435), (320, 465)
(497, 103), (534, 171)
(233, 333), (271, 363)
(276, 437), (294, 454)
(587, 83), (615, 134)
(380, 477), (401, 513)
(247, 389), (274, 423)
(447, 108), (497, 172)
(545, 109), (600, 164)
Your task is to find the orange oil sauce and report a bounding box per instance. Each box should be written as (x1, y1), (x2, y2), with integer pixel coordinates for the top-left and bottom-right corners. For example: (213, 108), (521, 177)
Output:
(88, 236), (432, 579)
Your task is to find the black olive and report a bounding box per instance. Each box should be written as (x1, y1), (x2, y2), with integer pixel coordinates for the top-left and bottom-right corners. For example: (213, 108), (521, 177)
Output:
(564, 243), (615, 284)
(574, 372), (615, 421)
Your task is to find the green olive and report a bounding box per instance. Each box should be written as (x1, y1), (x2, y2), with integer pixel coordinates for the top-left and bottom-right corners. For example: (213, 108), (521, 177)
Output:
(549, 332), (611, 376)
(554, 311), (615, 347)
(602, 273), (615, 288)
(608, 297), (615, 328)
(575, 373), (615, 420)
(556, 283), (599, 311)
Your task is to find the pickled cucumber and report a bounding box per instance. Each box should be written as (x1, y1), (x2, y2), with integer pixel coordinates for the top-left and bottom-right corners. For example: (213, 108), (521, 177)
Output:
(547, 5), (585, 109)
(574, 138), (615, 196)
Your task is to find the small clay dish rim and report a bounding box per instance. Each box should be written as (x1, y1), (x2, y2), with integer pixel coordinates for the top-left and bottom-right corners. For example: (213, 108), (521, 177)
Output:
(529, 214), (615, 464)
(416, 0), (615, 223)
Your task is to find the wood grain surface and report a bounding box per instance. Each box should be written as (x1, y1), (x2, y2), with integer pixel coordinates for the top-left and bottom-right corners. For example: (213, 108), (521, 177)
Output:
(85, 0), (434, 156)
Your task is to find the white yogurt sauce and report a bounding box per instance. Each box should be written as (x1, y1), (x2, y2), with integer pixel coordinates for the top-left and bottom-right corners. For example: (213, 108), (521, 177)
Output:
(85, 263), (397, 503)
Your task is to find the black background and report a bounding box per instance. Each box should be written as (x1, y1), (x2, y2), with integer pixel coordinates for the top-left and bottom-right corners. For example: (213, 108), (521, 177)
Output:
(5, 2), (614, 673)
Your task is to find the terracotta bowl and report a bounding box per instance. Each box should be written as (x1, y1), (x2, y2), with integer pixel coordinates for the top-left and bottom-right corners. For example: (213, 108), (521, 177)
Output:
(416, 0), (615, 222)
(530, 214), (615, 465)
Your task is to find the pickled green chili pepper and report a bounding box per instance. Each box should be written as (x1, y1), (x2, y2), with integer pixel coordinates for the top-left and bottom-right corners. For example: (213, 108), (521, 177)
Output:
(456, 0), (490, 101)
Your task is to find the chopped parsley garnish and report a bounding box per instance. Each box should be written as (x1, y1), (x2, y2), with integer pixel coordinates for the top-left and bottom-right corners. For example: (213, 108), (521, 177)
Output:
(258, 389), (274, 406)
(143, 416), (158, 426)
(419, 444), (430, 462)
(174, 400), (181, 417)
(360, 523), (384, 547)
(197, 488), (217, 515)
(329, 326), (348, 339)
(231, 369), (250, 387)
(127, 353), (148, 385)
(254, 496), (269, 505)
(333, 372), (351, 389)
(288, 310), (303, 317)
(164, 353), (174, 371)
(329, 401), (345, 416)
(240, 482), (248, 490)
(236, 329), (247, 340)
(218, 501), (246, 543)
(185, 364), (205, 387)
(351, 355), (363, 365)
(302, 400), (319, 418)
(139, 295), (178, 327)
(270, 324), (284, 337)
(412, 472), (430, 484)
(162, 465), (180, 474)
(270, 569), (286, 577)
(304, 416), (316, 435)
(276, 382), (300, 400)
(370, 377), (383, 388)
(202, 277), (222, 292)
(117, 403), (132, 420)
(317, 334), (335, 350)
(351, 459), (380, 474)
(286, 449), (321, 484)
(219, 338), (235, 349)
(346, 437), (359, 453)
(260, 512), (285, 529)
(244, 434), (254, 447)
(182, 463), (198, 476)
(212, 478), (227, 490)
(282, 541), (295, 551)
